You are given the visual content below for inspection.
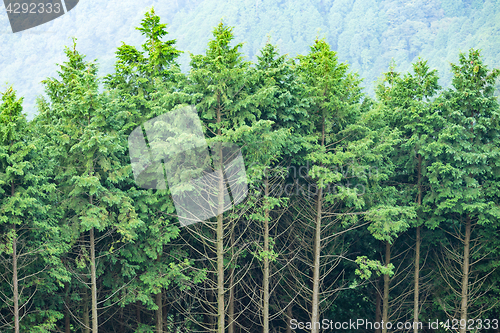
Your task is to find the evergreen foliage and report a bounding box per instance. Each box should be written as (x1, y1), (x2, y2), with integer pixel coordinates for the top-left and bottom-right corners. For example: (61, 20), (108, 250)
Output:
(1, 9), (500, 333)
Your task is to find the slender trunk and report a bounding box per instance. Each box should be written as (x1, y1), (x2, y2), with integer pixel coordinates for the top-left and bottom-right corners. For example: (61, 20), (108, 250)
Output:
(156, 250), (163, 333)
(119, 305), (124, 333)
(83, 288), (90, 333)
(217, 180), (225, 333)
(311, 120), (325, 333)
(414, 226), (421, 333)
(460, 216), (471, 333)
(156, 290), (163, 333)
(90, 226), (98, 333)
(459, 109), (475, 332)
(65, 283), (71, 333)
(216, 96), (225, 333)
(414, 154), (422, 333)
(136, 302), (141, 326)
(286, 303), (292, 333)
(375, 277), (382, 333)
(228, 225), (235, 333)
(12, 225), (19, 333)
(310, 185), (323, 333)
(382, 241), (391, 333)
(263, 177), (270, 333)
(65, 306), (71, 333)
(11, 182), (19, 333)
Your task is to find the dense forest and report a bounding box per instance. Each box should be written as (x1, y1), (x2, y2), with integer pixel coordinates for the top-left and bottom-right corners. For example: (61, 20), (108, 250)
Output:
(2, 0), (500, 118)
(2, 6), (500, 333)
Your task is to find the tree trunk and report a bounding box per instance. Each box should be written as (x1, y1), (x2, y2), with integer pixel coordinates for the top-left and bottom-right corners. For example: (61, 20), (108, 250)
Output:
(83, 288), (90, 333)
(460, 215), (471, 333)
(90, 227), (98, 333)
(216, 98), (225, 333)
(11, 181), (20, 333)
(65, 283), (71, 333)
(12, 225), (19, 333)
(65, 306), (71, 333)
(414, 153), (422, 333)
(286, 303), (292, 333)
(311, 120), (325, 333)
(310, 185), (323, 333)
(136, 302), (141, 326)
(382, 241), (391, 333)
(414, 225), (421, 333)
(217, 189), (225, 333)
(375, 277), (382, 333)
(155, 249), (163, 333)
(156, 290), (163, 333)
(119, 305), (124, 333)
(263, 177), (270, 333)
(228, 226), (235, 333)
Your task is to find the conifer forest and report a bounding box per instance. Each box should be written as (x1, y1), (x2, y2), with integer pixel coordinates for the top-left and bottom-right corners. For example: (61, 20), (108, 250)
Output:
(2, 5), (500, 333)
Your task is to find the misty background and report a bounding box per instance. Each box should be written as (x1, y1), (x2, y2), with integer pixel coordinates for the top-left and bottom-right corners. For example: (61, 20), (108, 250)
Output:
(1, 0), (499, 118)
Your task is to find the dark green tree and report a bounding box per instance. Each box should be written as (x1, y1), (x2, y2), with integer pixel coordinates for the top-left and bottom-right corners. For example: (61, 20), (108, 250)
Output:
(35, 41), (142, 333)
(0, 87), (67, 333)
(429, 49), (500, 331)
(103, 9), (197, 333)
(290, 38), (377, 333)
(104, 7), (183, 132)
(375, 58), (442, 331)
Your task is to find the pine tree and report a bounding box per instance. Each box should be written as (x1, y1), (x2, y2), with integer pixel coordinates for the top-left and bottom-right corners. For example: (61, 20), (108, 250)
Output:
(245, 41), (304, 333)
(104, 9), (193, 332)
(104, 7), (183, 132)
(429, 49), (500, 330)
(0, 87), (67, 332)
(162, 21), (285, 333)
(292, 38), (371, 333)
(35, 40), (142, 333)
(376, 58), (441, 331)
(183, 21), (251, 333)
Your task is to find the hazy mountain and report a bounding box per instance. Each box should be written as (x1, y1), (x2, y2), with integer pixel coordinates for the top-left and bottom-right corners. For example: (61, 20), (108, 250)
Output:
(1, 0), (499, 118)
